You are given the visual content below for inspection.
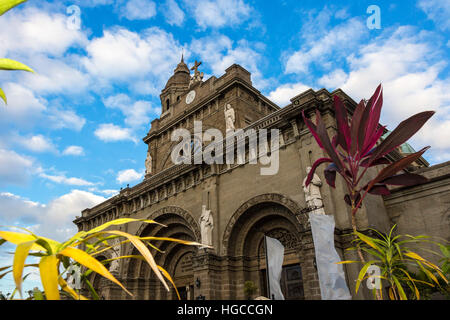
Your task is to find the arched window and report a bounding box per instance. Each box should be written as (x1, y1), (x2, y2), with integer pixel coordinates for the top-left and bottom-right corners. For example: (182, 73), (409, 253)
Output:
(166, 99), (170, 111)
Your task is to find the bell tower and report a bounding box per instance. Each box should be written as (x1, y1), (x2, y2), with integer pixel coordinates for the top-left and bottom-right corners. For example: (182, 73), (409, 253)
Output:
(160, 55), (190, 115)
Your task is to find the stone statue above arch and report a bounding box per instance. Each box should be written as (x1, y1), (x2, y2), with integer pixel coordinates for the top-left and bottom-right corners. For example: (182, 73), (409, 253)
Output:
(199, 205), (213, 248)
(302, 166), (325, 215)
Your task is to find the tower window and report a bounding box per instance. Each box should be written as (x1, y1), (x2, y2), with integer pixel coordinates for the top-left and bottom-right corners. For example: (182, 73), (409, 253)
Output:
(166, 99), (170, 111)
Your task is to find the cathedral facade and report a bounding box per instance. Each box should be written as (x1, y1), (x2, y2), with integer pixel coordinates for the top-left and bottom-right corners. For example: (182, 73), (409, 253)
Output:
(73, 58), (450, 300)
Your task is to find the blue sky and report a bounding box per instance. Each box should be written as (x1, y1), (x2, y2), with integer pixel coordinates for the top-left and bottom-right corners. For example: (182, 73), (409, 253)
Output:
(0, 0), (449, 294)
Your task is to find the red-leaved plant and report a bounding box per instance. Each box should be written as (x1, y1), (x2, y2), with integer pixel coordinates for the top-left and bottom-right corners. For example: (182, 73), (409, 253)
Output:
(302, 84), (434, 263)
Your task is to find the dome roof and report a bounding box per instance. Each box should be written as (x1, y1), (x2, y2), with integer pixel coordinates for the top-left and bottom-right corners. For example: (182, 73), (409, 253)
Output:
(164, 56), (190, 89)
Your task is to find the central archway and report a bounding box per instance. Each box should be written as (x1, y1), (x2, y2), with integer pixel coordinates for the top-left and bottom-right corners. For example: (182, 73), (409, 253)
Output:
(222, 194), (307, 300)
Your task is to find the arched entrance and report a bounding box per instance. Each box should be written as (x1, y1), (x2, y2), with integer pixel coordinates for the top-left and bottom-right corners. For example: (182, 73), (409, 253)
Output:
(223, 195), (307, 300)
(126, 207), (200, 300)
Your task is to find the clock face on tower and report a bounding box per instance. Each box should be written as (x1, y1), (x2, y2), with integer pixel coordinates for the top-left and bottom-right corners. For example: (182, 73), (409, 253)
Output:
(186, 90), (196, 104)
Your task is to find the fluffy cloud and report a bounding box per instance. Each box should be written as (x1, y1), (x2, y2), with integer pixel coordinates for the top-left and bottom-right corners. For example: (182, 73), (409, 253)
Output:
(103, 94), (158, 128)
(121, 0), (157, 20)
(38, 172), (95, 186)
(0, 6), (87, 58)
(190, 35), (269, 89)
(15, 134), (57, 153)
(0, 149), (34, 186)
(162, 0), (185, 26)
(82, 27), (183, 88)
(46, 108), (86, 132)
(320, 27), (450, 164)
(418, 0), (450, 31)
(62, 145), (85, 156)
(116, 169), (143, 184)
(94, 123), (137, 143)
(267, 82), (312, 107)
(284, 16), (367, 74)
(0, 83), (46, 126)
(184, 0), (252, 29)
(0, 190), (106, 241)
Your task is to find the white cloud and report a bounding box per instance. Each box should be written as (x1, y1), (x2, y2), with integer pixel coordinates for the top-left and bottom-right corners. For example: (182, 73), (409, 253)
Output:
(21, 55), (90, 95)
(47, 108), (86, 131)
(0, 6), (87, 58)
(103, 94), (157, 128)
(284, 17), (366, 74)
(322, 26), (450, 164)
(267, 82), (312, 107)
(15, 134), (57, 153)
(318, 69), (349, 90)
(116, 169), (143, 184)
(418, 0), (450, 31)
(121, 0), (157, 20)
(82, 27), (183, 87)
(94, 123), (137, 143)
(0, 83), (46, 126)
(190, 35), (269, 89)
(0, 149), (33, 186)
(39, 172), (95, 186)
(162, 0), (185, 26)
(184, 0), (252, 29)
(62, 145), (85, 156)
(0, 190), (106, 241)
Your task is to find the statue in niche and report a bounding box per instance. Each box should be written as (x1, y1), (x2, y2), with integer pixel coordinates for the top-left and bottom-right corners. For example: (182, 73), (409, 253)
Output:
(224, 103), (236, 132)
(145, 151), (152, 175)
(199, 205), (213, 247)
(108, 238), (121, 273)
(302, 166), (325, 214)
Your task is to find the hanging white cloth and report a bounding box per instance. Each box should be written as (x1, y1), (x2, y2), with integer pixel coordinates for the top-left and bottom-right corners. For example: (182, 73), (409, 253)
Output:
(309, 213), (352, 300)
(265, 236), (285, 300)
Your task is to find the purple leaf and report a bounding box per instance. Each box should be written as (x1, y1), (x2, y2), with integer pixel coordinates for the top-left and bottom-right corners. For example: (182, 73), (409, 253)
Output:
(381, 173), (428, 186)
(360, 157), (390, 167)
(364, 184), (391, 195)
(324, 163), (338, 188)
(315, 110), (347, 174)
(366, 146), (430, 192)
(304, 157), (333, 187)
(350, 99), (366, 156)
(302, 110), (324, 149)
(334, 95), (351, 152)
(367, 111), (434, 165)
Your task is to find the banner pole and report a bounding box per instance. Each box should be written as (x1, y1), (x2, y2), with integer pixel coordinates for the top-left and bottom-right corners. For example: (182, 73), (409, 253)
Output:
(264, 235), (271, 300)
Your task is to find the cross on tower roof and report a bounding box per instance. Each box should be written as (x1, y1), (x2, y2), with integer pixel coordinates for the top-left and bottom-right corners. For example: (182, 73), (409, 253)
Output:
(191, 60), (202, 74)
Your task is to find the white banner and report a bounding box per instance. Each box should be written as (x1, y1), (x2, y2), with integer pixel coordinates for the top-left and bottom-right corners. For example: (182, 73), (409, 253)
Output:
(265, 236), (285, 300)
(309, 213), (352, 300)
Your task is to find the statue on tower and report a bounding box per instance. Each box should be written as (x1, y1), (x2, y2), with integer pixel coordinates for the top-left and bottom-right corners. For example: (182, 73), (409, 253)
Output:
(224, 103), (236, 132)
(189, 60), (204, 87)
(145, 151), (152, 175)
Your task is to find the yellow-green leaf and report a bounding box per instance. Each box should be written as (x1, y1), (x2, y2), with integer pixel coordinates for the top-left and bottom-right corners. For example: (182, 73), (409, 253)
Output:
(157, 265), (180, 300)
(0, 0), (27, 16)
(0, 58), (34, 72)
(58, 277), (88, 300)
(140, 236), (204, 247)
(335, 260), (359, 265)
(355, 232), (382, 253)
(59, 246), (132, 296)
(101, 230), (169, 291)
(355, 261), (377, 294)
(0, 87), (6, 104)
(86, 218), (165, 236)
(392, 276), (407, 300)
(13, 240), (36, 296)
(0, 231), (42, 250)
(39, 255), (60, 300)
